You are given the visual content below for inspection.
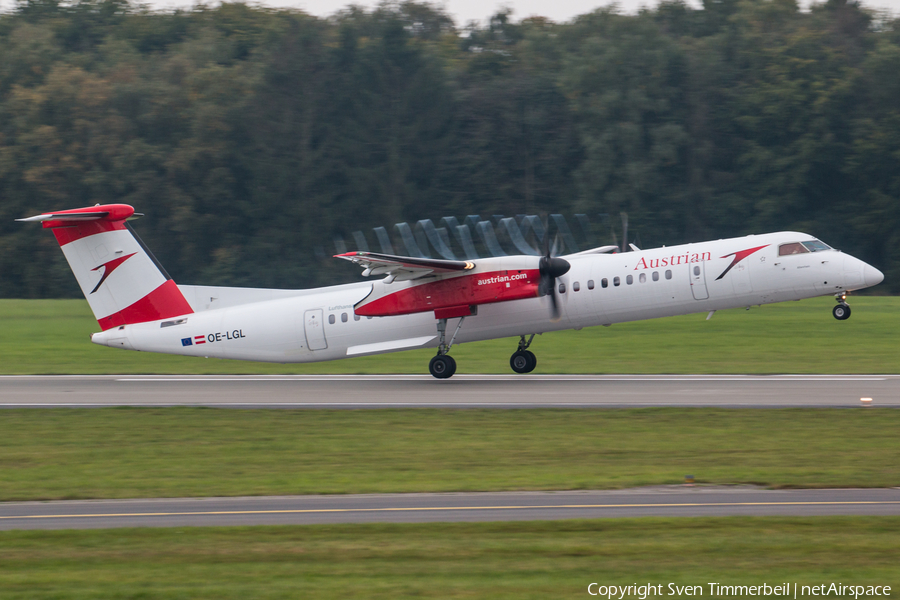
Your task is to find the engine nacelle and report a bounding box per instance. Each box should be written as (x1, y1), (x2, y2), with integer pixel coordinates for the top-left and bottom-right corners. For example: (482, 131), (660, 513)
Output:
(355, 269), (541, 317)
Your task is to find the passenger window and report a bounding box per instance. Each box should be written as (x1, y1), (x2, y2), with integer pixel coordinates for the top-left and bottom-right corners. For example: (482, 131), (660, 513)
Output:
(779, 242), (809, 256)
(558, 283), (566, 294)
(587, 280), (595, 290)
(328, 314), (335, 324)
(626, 275), (633, 285)
(652, 271), (659, 282)
(354, 314), (360, 321)
(693, 266), (701, 276)
(639, 273), (646, 283)
(601, 278), (608, 288)
(665, 270), (672, 280)
(341, 313), (348, 323)
(573, 282), (580, 292)
(613, 277), (620, 287)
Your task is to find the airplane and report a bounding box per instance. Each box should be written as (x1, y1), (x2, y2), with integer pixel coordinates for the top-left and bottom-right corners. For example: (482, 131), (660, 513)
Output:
(19, 203), (884, 378)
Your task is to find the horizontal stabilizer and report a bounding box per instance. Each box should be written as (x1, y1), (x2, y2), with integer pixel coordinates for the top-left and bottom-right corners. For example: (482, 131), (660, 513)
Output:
(17, 211), (109, 222)
(16, 204), (140, 225)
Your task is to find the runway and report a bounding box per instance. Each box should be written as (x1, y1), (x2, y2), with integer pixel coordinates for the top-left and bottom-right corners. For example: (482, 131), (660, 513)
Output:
(2, 487), (898, 530)
(3, 376), (897, 530)
(0, 374), (897, 408)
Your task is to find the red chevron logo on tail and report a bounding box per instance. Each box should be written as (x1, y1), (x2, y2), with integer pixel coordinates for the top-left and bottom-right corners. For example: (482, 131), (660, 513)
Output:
(90, 252), (137, 294)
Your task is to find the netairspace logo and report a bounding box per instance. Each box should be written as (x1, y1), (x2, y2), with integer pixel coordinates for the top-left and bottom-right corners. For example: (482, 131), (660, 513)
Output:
(586, 583), (892, 599)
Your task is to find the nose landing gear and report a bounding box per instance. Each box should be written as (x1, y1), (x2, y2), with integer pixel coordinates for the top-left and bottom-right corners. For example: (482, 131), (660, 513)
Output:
(833, 294), (851, 320)
(833, 303), (851, 320)
(510, 334), (537, 374)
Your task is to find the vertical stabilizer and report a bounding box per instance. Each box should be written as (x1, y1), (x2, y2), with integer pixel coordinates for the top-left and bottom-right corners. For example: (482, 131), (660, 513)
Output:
(18, 204), (193, 330)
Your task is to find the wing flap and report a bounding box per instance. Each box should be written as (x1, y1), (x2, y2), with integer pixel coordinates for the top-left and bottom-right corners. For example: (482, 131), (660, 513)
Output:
(335, 251), (474, 280)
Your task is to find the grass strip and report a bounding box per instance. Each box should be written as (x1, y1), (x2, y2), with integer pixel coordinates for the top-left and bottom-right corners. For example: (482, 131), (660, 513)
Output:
(1, 408), (898, 501)
(0, 296), (897, 374)
(0, 518), (897, 599)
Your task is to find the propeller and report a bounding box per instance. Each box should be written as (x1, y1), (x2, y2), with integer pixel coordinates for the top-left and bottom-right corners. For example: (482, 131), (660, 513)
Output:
(537, 231), (570, 321)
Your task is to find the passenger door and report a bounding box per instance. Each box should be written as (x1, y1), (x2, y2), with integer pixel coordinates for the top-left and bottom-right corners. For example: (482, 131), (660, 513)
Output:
(304, 309), (328, 350)
(690, 262), (709, 300)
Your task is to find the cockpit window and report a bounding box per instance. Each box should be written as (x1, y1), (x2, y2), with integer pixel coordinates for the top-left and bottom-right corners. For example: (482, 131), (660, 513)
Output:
(801, 240), (831, 252)
(778, 242), (809, 256)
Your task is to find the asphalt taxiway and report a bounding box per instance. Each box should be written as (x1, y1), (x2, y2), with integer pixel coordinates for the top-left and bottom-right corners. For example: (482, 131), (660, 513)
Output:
(2, 487), (898, 530)
(0, 374), (897, 408)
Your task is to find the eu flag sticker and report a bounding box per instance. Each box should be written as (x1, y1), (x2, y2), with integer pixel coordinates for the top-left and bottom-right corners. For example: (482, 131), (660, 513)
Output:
(181, 337), (193, 347)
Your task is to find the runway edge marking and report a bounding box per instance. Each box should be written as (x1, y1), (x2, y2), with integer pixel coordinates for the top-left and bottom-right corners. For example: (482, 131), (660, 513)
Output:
(4, 500), (900, 521)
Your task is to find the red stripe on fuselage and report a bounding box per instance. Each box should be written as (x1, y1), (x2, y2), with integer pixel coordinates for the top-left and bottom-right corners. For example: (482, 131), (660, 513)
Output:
(96, 280), (194, 330)
(356, 270), (541, 317)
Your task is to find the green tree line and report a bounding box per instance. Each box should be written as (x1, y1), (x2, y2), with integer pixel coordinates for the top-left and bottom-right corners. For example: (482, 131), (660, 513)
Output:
(1, 0), (898, 296)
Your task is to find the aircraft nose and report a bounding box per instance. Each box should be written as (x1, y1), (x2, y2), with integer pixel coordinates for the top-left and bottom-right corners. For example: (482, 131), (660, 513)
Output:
(864, 264), (884, 287)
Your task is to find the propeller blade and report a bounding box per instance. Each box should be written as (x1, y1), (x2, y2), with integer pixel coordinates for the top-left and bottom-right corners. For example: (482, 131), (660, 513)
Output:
(537, 216), (568, 321)
(538, 254), (570, 321)
(548, 283), (560, 321)
(542, 222), (551, 257)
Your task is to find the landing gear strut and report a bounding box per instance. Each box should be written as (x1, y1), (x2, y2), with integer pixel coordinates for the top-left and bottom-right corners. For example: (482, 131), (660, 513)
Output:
(833, 293), (851, 321)
(429, 317), (465, 379)
(510, 334), (537, 374)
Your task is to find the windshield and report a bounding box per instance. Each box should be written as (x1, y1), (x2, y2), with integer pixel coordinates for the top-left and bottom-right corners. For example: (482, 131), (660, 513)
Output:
(779, 240), (833, 256)
(779, 242), (808, 256)
(801, 240), (831, 252)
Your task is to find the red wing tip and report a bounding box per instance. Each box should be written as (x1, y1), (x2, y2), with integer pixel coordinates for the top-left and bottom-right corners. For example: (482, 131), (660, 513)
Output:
(334, 252), (363, 258)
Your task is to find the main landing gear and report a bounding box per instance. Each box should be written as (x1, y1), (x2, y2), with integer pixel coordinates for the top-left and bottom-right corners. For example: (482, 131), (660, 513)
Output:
(833, 293), (851, 321)
(510, 334), (537, 374)
(428, 322), (540, 378)
(429, 354), (456, 379)
(429, 317), (465, 379)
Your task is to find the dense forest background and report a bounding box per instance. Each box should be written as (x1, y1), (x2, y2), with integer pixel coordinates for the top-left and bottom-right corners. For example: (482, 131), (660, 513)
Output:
(1, 0), (898, 296)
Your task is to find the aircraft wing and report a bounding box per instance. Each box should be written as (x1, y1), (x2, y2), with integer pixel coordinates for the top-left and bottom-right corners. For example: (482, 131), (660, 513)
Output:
(565, 245), (619, 257)
(335, 252), (475, 281)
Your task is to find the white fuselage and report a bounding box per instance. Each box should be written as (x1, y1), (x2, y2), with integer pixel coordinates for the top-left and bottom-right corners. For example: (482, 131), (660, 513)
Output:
(90, 231), (882, 362)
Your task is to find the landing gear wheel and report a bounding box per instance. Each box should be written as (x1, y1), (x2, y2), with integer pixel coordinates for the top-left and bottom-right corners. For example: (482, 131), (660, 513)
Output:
(833, 303), (851, 321)
(510, 350), (537, 374)
(429, 354), (457, 379)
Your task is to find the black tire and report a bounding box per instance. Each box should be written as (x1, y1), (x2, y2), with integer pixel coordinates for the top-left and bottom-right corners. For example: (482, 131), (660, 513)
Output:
(510, 350), (536, 374)
(429, 354), (456, 379)
(445, 355), (457, 377)
(833, 303), (851, 320)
